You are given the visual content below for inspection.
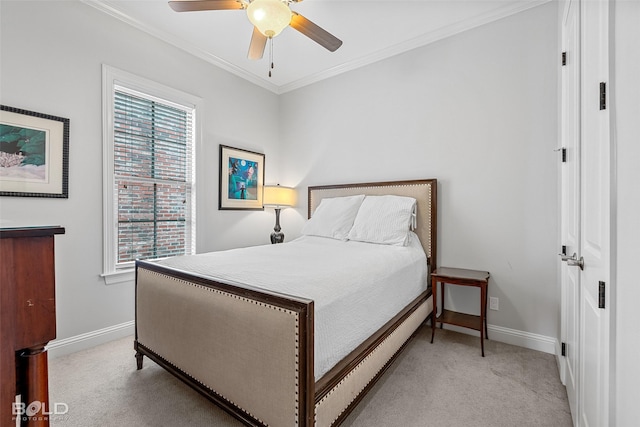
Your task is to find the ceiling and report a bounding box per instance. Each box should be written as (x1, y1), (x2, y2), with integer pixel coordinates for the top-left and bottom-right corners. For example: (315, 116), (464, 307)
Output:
(84, 0), (548, 94)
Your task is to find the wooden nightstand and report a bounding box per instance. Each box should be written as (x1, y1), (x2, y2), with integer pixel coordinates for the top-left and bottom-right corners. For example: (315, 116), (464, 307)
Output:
(430, 267), (491, 356)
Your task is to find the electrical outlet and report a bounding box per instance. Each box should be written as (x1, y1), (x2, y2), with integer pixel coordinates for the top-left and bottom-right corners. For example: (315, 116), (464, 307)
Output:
(489, 297), (499, 311)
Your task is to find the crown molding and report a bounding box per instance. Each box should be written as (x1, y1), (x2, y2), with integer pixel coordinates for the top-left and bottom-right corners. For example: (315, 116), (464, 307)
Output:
(278, 0), (551, 93)
(82, 0), (550, 95)
(81, 0), (279, 93)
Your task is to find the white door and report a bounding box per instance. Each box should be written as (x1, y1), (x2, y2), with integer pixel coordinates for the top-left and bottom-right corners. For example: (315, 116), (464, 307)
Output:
(560, 0), (580, 419)
(577, 0), (610, 425)
(560, 0), (611, 425)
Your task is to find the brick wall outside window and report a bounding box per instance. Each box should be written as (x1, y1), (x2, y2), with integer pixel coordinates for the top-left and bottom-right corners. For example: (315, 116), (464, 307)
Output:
(113, 89), (194, 265)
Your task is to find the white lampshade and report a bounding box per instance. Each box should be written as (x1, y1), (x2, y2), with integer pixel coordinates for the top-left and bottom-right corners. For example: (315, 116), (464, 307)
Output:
(247, 0), (292, 38)
(263, 185), (296, 208)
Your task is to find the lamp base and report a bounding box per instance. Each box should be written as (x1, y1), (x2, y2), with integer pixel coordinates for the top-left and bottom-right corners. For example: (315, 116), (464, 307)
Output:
(270, 208), (285, 244)
(270, 231), (285, 244)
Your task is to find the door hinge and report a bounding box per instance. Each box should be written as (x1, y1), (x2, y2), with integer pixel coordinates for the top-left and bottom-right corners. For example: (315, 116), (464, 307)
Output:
(600, 82), (606, 110)
(599, 281), (606, 309)
(561, 342), (567, 357)
(561, 147), (566, 162)
(562, 52), (567, 66)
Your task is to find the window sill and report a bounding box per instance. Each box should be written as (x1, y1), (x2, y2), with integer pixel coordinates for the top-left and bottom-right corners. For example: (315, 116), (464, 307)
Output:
(101, 269), (135, 285)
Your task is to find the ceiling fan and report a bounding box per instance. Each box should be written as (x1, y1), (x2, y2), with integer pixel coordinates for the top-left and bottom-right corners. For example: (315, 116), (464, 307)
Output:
(168, 0), (343, 62)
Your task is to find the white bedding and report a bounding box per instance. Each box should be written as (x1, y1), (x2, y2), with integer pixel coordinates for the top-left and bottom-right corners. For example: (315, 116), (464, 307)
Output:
(155, 233), (428, 380)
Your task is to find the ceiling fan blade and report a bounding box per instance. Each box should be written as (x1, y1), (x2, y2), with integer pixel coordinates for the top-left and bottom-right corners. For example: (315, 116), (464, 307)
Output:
(248, 27), (267, 60)
(289, 12), (342, 52)
(168, 0), (244, 13)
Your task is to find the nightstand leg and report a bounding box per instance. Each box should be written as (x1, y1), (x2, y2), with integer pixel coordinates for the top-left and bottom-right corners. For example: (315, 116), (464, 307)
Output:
(430, 277), (437, 343)
(430, 317), (435, 343)
(439, 282), (445, 329)
(484, 281), (489, 340)
(481, 283), (486, 357)
(485, 314), (489, 340)
(480, 321), (485, 357)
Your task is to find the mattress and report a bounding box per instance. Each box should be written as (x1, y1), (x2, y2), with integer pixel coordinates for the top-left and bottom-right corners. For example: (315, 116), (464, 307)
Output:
(155, 233), (428, 380)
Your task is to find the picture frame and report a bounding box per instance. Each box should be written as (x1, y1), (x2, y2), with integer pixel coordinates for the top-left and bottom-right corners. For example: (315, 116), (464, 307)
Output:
(219, 144), (265, 210)
(0, 105), (69, 198)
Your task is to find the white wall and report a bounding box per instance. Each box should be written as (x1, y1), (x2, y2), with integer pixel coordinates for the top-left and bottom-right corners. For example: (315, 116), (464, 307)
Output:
(279, 3), (559, 339)
(0, 1), (562, 353)
(613, 0), (640, 424)
(0, 1), (280, 350)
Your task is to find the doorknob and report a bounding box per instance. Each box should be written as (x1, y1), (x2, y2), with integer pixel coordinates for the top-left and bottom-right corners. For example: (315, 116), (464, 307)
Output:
(559, 253), (573, 261)
(566, 253), (585, 270)
(560, 252), (577, 262)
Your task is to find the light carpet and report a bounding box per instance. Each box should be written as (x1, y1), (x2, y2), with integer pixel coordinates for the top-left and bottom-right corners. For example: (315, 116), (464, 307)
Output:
(48, 326), (572, 426)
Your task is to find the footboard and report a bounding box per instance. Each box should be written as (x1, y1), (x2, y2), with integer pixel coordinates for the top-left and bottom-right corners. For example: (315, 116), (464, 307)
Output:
(134, 261), (315, 426)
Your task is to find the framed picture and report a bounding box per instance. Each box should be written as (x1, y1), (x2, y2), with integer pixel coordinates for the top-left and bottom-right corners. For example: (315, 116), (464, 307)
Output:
(219, 144), (265, 210)
(0, 105), (69, 198)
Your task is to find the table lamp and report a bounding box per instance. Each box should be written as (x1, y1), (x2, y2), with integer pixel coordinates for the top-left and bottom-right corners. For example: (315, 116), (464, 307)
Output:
(263, 184), (296, 244)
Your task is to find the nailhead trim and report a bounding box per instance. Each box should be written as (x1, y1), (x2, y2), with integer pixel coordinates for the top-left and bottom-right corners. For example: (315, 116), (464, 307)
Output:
(141, 269), (302, 426)
(314, 304), (427, 426)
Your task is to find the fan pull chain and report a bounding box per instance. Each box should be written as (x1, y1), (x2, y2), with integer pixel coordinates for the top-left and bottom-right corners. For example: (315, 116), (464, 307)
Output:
(268, 37), (274, 78)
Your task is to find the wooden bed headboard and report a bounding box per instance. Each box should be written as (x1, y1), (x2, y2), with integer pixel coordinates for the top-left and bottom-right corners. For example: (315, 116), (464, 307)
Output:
(308, 179), (437, 270)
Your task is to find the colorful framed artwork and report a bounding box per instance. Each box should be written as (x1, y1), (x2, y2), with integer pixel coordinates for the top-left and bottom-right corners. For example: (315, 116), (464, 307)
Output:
(219, 144), (265, 210)
(0, 105), (69, 198)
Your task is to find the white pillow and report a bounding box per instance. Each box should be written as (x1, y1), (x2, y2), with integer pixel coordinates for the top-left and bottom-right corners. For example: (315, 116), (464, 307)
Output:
(347, 195), (417, 246)
(301, 194), (365, 240)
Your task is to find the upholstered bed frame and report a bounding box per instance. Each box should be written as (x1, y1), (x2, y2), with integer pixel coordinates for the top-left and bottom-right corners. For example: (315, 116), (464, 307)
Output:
(134, 179), (437, 426)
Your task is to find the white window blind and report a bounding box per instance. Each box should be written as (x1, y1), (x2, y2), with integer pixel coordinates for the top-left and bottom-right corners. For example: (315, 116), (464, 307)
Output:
(113, 86), (195, 266)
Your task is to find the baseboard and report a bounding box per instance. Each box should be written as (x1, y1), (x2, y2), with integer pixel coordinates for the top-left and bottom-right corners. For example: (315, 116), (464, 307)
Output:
(48, 320), (556, 359)
(438, 323), (557, 355)
(46, 320), (135, 359)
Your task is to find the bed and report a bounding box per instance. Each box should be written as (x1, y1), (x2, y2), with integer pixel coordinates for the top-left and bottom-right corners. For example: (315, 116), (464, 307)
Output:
(134, 179), (437, 426)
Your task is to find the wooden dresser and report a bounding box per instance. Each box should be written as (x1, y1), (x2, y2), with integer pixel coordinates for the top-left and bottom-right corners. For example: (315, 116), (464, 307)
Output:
(1, 226), (64, 427)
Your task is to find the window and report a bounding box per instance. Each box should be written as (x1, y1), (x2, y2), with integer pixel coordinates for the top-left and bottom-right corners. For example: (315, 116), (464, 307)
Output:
(102, 66), (199, 284)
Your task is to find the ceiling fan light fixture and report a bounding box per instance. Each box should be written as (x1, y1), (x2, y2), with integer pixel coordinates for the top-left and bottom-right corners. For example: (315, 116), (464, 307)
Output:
(247, 0), (292, 38)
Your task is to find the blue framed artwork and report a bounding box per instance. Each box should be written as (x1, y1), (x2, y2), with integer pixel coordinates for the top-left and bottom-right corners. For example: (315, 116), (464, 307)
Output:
(219, 145), (264, 210)
(0, 105), (69, 198)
